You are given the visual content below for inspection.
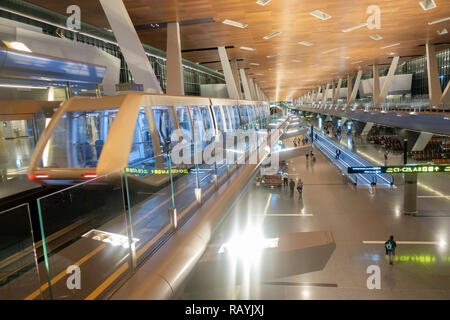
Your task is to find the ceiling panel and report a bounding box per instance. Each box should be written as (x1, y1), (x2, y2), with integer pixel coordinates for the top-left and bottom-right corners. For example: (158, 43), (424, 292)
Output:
(24, 0), (450, 100)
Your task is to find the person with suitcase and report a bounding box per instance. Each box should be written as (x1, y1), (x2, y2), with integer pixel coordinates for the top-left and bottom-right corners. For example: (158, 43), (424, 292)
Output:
(385, 235), (397, 265)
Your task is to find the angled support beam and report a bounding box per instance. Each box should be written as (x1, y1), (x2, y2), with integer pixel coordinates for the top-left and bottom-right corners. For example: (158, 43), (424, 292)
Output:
(332, 78), (342, 105)
(230, 59), (242, 99)
(248, 77), (257, 101)
(99, 0), (162, 93)
(166, 22), (184, 95)
(239, 69), (252, 100)
(440, 81), (450, 107)
(348, 70), (363, 105)
(315, 86), (322, 104)
(346, 75), (352, 105)
(322, 83), (330, 106)
(379, 56), (399, 106)
(426, 44), (443, 107)
(372, 64), (380, 108)
(218, 47), (240, 99)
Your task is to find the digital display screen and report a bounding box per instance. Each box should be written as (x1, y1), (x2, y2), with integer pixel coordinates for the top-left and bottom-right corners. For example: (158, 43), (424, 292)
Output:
(348, 165), (450, 174)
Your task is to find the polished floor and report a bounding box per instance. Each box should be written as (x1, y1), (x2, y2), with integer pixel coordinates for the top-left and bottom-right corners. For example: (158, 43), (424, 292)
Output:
(178, 140), (450, 299)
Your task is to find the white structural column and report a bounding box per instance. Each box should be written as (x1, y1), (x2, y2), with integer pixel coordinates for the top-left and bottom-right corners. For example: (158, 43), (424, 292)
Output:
(373, 64), (380, 108)
(99, 0), (162, 93)
(331, 81), (336, 105)
(332, 78), (342, 105)
(239, 69), (252, 100)
(347, 75), (353, 105)
(248, 77), (258, 101)
(379, 56), (399, 106)
(348, 70), (363, 105)
(412, 132), (433, 151)
(426, 44), (443, 107)
(230, 59), (242, 99)
(218, 46), (240, 99)
(441, 81), (450, 107)
(361, 122), (374, 135)
(322, 83), (330, 106)
(315, 86), (322, 104)
(166, 22), (184, 95)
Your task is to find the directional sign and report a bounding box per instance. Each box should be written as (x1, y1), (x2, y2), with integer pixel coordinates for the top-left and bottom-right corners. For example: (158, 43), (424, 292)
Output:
(348, 165), (450, 174)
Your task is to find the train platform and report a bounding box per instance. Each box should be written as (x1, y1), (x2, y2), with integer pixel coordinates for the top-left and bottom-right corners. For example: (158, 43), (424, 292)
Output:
(177, 143), (450, 299)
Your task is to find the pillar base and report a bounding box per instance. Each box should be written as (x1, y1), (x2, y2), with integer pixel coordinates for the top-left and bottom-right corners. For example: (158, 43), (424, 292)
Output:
(194, 188), (202, 204)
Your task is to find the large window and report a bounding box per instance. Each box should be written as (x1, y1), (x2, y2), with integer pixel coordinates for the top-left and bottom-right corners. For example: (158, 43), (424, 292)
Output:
(153, 106), (176, 153)
(40, 109), (118, 168)
(213, 106), (225, 132)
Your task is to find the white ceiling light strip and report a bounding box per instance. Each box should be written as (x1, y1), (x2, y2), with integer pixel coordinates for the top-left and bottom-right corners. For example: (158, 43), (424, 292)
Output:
(428, 16), (450, 25)
(256, 0), (272, 6)
(342, 23), (368, 33)
(380, 43), (400, 49)
(263, 31), (281, 40)
(351, 60), (363, 64)
(240, 46), (255, 51)
(250, 62), (260, 66)
(370, 35), (383, 40)
(298, 41), (313, 46)
(322, 48), (338, 54)
(222, 19), (248, 28)
(266, 53), (278, 58)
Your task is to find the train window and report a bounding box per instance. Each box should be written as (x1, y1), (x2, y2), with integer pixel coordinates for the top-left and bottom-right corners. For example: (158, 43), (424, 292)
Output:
(221, 106), (231, 131)
(40, 109), (118, 168)
(213, 106), (225, 132)
(128, 107), (155, 166)
(153, 106), (176, 153)
(229, 106), (240, 129)
(175, 106), (193, 141)
(246, 105), (254, 123)
(238, 105), (247, 125)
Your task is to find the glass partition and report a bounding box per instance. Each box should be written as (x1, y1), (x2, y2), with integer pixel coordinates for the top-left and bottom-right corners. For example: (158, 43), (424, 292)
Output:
(229, 105), (241, 129)
(0, 204), (41, 300)
(128, 107), (155, 166)
(40, 109), (118, 168)
(153, 106), (177, 153)
(36, 170), (131, 300)
(221, 106), (232, 131)
(238, 105), (248, 125)
(212, 106), (225, 132)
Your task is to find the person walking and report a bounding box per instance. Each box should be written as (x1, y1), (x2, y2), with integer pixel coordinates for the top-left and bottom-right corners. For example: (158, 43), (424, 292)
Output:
(296, 179), (304, 198)
(385, 235), (397, 265)
(289, 179), (295, 197)
(283, 172), (289, 187)
(384, 151), (388, 166)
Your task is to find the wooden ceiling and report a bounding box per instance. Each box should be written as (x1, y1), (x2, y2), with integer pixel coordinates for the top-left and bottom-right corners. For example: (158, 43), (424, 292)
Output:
(25, 0), (450, 100)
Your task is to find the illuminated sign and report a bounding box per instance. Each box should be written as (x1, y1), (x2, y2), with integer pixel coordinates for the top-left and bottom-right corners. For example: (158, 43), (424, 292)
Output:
(348, 165), (450, 174)
(126, 168), (189, 176)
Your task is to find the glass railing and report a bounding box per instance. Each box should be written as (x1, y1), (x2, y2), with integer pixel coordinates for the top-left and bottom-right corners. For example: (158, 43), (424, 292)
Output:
(5, 113), (286, 300)
(0, 204), (41, 300)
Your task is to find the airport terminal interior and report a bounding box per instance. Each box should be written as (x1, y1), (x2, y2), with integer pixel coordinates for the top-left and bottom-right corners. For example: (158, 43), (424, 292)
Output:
(0, 0), (449, 301)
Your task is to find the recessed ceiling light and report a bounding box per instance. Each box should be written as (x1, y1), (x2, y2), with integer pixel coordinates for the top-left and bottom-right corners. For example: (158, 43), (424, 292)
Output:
(322, 48), (338, 54)
(437, 28), (448, 35)
(419, 0), (436, 10)
(240, 46), (255, 51)
(310, 10), (331, 21)
(342, 23), (368, 33)
(380, 43), (400, 49)
(263, 31), (281, 40)
(428, 17), (450, 25)
(256, 0), (272, 6)
(388, 52), (396, 55)
(222, 19), (248, 28)
(266, 53), (278, 58)
(341, 56), (350, 59)
(292, 59), (302, 63)
(351, 60), (363, 64)
(298, 41), (313, 46)
(250, 62), (260, 66)
(370, 35), (383, 40)
(256, 73), (264, 76)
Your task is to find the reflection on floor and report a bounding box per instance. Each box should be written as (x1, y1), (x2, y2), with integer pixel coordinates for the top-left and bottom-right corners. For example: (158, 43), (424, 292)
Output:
(178, 144), (450, 300)
(0, 137), (40, 199)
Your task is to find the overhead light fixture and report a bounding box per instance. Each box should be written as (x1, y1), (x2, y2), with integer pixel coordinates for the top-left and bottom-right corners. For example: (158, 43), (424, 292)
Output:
(322, 48), (338, 54)
(311, 64), (319, 67)
(240, 46), (255, 51)
(263, 31), (281, 40)
(256, 73), (264, 76)
(370, 35), (383, 40)
(250, 62), (260, 66)
(256, 0), (272, 6)
(428, 17), (450, 25)
(8, 41), (32, 52)
(388, 52), (396, 55)
(420, 0), (437, 10)
(351, 60), (363, 64)
(310, 10), (331, 21)
(380, 43), (400, 49)
(292, 59), (302, 63)
(298, 41), (313, 46)
(222, 19), (248, 28)
(341, 56), (350, 59)
(342, 23), (368, 33)
(266, 53), (278, 58)
(437, 28), (448, 35)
